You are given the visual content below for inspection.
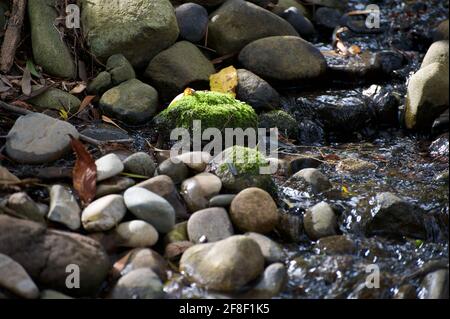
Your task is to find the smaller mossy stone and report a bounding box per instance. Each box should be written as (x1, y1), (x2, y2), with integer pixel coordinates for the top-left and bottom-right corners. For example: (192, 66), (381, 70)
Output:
(259, 110), (299, 139)
(87, 71), (112, 95)
(154, 91), (258, 136)
(106, 54), (136, 85)
(28, 87), (81, 113)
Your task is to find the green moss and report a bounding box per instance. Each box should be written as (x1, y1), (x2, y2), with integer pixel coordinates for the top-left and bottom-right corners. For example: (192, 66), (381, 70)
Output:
(259, 110), (299, 139)
(154, 91), (258, 134)
(218, 145), (269, 175)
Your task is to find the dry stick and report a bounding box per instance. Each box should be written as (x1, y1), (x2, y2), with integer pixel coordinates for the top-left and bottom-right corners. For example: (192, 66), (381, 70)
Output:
(0, 0), (27, 73)
(0, 100), (133, 146)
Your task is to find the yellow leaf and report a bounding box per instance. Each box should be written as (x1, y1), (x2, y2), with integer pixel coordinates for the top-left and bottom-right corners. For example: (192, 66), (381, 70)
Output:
(210, 66), (238, 97)
(183, 87), (196, 96)
(59, 108), (69, 121)
(342, 185), (350, 194)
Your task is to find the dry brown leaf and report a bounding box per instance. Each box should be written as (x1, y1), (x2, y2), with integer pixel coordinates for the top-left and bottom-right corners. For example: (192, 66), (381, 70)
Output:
(77, 95), (96, 114)
(70, 83), (87, 94)
(69, 135), (97, 206)
(102, 115), (127, 132)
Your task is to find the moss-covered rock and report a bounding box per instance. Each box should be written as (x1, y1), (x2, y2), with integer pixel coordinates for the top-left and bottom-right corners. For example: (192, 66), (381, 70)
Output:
(87, 71), (112, 95)
(209, 146), (276, 194)
(28, 87), (81, 113)
(154, 91), (258, 135)
(28, 0), (76, 78)
(259, 110), (298, 139)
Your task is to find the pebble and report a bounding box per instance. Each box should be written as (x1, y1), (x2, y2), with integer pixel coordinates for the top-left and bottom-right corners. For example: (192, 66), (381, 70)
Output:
(187, 207), (234, 244)
(47, 185), (81, 230)
(180, 235), (265, 292)
(287, 168), (332, 193)
(109, 268), (164, 299)
(95, 176), (135, 198)
(230, 187), (279, 234)
(181, 173), (222, 213)
(106, 54), (136, 85)
(244, 232), (285, 264)
(175, 3), (209, 42)
(81, 194), (127, 232)
(95, 153), (124, 182)
(209, 194), (236, 208)
(123, 152), (157, 177)
(7, 192), (45, 223)
(241, 263), (287, 298)
(0, 253), (40, 299)
(155, 158), (189, 184)
(112, 248), (168, 281)
(124, 187), (176, 233)
(304, 201), (338, 240)
(113, 220), (159, 248)
(5, 113), (79, 164)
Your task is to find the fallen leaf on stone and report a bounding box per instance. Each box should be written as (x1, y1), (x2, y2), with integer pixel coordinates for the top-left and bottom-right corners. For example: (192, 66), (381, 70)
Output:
(210, 65), (238, 97)
(70, 83), (87, 94)
(21, 67), (32, 96)
(70, 135), (97, 206)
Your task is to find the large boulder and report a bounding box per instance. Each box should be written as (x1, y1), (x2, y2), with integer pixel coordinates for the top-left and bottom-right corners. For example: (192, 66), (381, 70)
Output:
(144, 41), (216, 101)
(238, 36), (327, 81)
(405, 62), (449, 130)
(5, 113), (79, 164)
(208, 0), (299, 55)
(99, 79), (159, 125)
(179, 235), (265, 292)
(81, 0), (179, 68)
(28, 0), (76, 78)
(421, 40), (449, 68)
(0, 216), (110, 297)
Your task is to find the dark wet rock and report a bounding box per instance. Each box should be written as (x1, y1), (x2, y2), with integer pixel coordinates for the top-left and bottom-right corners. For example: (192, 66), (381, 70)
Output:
(87, 71), (112, 95)
(155, 158), (189, 185)
(241, 263), (287, 298)
(419, 269), (449, 299)
(298, 119), (326, 145)
(209, 194), (236, 208)
(135, 175), (188, 220)
(5, 113), (79, 164)
(0, 215), (110, 297)
(304, 201), (338, 240)
(433, 19), (449, 42)
(315, 235), (357, 255)
(6, 192), (46, 223)
(108, 268), (164, 299)
(179, 235), (265, 292)
(429, 134), (449, 159)
(106, 54), (136, 86)
(144, 41), (215, 101)
(0, 253), (40, 299)
(432, 109), (449, 135)
(80, 124), (130, 142)
(112, 248), (168, 282)
(405, 62), (449, 131)
(284, 168), (332, 194)
(236, 69), (280, 112)
(230, 187), (279, 234)
(271, 0), (308, 17)
(239, 36), (327, 81)
(325, 51), (386, 80)
(287, 156), (322, 176)
(28, 87), (81, 113)
(370, 85), (401, 127)
(96, 177), (135, 198)
(281, 7), (315, 39)
(208, 0), (298, 55)
(187, 207), (234, 243)
(365, 192), (427, 239)
(181, 173), (222, 213)
(244, 232), (285, 264)
(124, 187), (176, 233)
(259, 110), (299, 139)
(29, 0), (76, 78)
(314, 7), (342, 30)
(81, 0), (179, 68)
(123, 152), (156, 177)
(99, 79), (159, 125)
(376, 50), (406, 75)
(175, 3), (208, 43)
